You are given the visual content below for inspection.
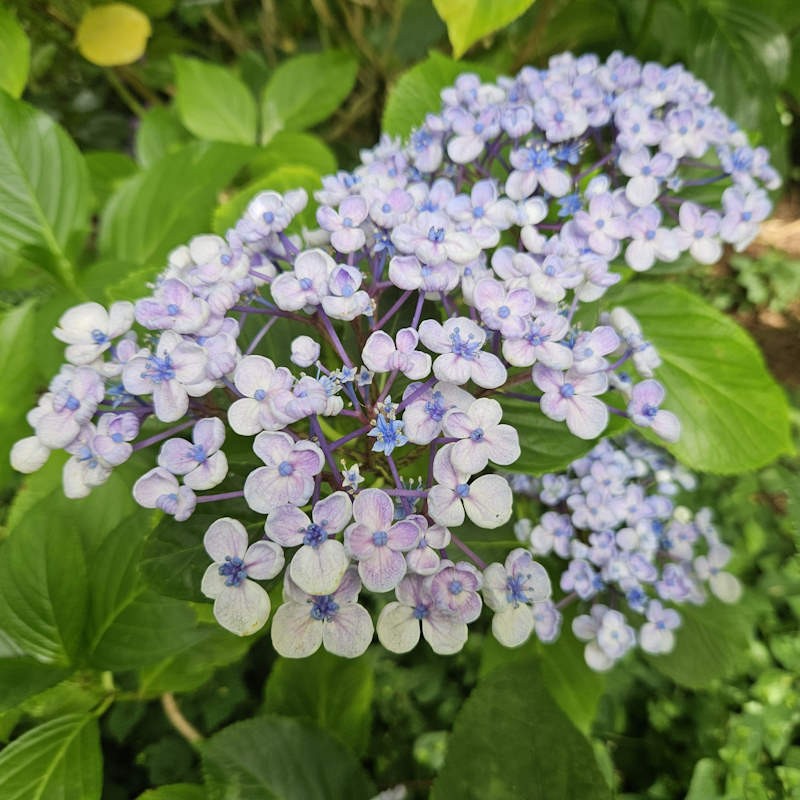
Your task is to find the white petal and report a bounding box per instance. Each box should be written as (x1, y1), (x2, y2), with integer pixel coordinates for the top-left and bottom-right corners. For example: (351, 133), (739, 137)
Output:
(492, 606), (535, 648)
(322, 603), (374, 658)
(10, 437), (50, 473)
(463, 475), (513, 529)
(213, 580), (271, 636)
(271, 601), (323, 658)
(204, 517), (248, 561)
(376, 602), (420, 653)
(289, 541), (350, 595)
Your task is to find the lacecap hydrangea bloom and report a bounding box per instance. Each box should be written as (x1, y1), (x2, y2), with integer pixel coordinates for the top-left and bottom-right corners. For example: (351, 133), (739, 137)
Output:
(11, 51), (770, 659)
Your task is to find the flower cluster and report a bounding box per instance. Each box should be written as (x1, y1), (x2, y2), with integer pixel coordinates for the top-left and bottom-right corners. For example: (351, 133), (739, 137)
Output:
(11, 51), (770, 660)
(511, 437), (741, 670)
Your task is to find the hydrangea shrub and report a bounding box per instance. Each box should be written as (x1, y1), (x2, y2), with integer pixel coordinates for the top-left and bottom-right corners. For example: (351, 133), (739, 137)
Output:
(11, 51), (777, 669)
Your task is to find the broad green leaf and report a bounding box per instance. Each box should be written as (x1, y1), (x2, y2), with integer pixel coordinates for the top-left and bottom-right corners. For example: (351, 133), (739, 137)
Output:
(137, 615), (252, 697)
(259, 51), (358, 143)
(76, 3), (151, 67)
(0, 515), (87, 665)
(135, 106), (191, 168)
(140, 513), (218, 602)
(0, 91), (90, 289)
(0, 6), (30, 98)
(686, 758), (723, 799)
(0, 299), (37, 486)
(0, 714), (102, 800)
(480, 621), (606, 736)
(212, 164), (322, 235)
(431, 661), (611, 799)
(173, 56), (258, 145)
(382, 51), (495, 138)
(202, 717), (375, 800)
(607, 283), (793, 472)
(500, 396), (630, 475)
(649, 597), (753, 689)
(248, 131), (336, 178)
(84, 150), (138, 209)
(0, 658), (71, 713)
(685, 0), (790, 130)
(137, 786), (206, 800)
(433, 0), (536, 58)
(262, 650), (375, 756)
(85, 514), (203, 671)
(99, 141), (253, 272)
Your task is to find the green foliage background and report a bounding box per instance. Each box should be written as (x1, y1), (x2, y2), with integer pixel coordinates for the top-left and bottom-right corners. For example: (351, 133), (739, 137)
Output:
(0, 1), (798, 797)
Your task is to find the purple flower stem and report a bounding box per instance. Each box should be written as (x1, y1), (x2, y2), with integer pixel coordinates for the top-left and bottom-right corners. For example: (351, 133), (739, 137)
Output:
(318, 310), (353, 368)
(329, 424), (372, 451)
(574, 151), (614, 182)
(249, 269), (274, 283)
(310, 416), (343, 487)
(607, 405), (629, 418)
(450, 534), (487, 570)
(386, 453), (412, 514)
(278, 232), (299, 257)
(375, 291), (411, 330)
(245, 317), (278, 355)
(500, 391), (542, 403)
(410, 291), (425, 329)
(132, 419), (197, 451)
(555, 591), (578, 610)
(607, 349), (632, 371)
(396, 377), (436, 412)
(377, 369), (399, 404)
(425, 441), (438, 490)
(566, 292), (581, 325)
(196, 490), (244, 503)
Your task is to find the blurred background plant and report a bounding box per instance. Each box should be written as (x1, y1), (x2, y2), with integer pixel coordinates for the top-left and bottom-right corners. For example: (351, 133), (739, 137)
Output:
(0, 1), (799, 798)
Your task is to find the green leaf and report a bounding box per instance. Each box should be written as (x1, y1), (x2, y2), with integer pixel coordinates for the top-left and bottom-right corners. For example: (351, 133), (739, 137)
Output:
(433, 0), (536, 58)
(431, 661), (611, 799)
(500, 396), (630, 475)
(135, 106), (191, 168)
(607, 282), (793, 472)
(85, 514), (203, 671)
(173, 56), (258, 145)
(262, 650), (375, 756)
(137, 785), (206, 800)
(212, 164), (322, 235)
(137, 616), (252, 697)
(382, 51), (495, 138)
(0, 515), (87, 665)
(0, 299), (37, 486)
(84, 150), (137, 209)
(650, 597), (752, 689)
(99, 141), (253, 272)
(0, 658), (72, 713)
(140, 513), (218, 602)
(0, 713), (102, 800)
(248, 131), (336, 178)
(202, 717), (375, 800)
(259, 51), (358, 143)
(685, 0), (790, 129)
(0, 91), (90, 289)
(0, 6), (30, 98)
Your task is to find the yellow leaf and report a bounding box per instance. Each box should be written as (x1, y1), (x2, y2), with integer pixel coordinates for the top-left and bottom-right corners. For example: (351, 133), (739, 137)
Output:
(76, 3), (152, 67)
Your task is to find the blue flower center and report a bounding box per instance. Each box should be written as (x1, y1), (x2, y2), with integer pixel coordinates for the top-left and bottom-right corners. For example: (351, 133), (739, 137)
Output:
(497, 305), (510, 318)
(142, 353), (175, 383)
(167, 303), (180, 316)
(303, 522), (328, 548)
(263, 211), (275, 224)
(469, 427), (484, 442)
(742, 211), (752, 222)
(254, 388), (266, 401)
(111, 432), (124, 443)
(448, 579), (463, 595)
(372, 530), (388, 547)
(425, 391), (447, 421)
(427, 226), (445, 243)
(278, 460), (294, 477)
(560, 383), (575, 399)
(449, 327), (480, 360)
(299, 277), (313, 290)
(65, 394), (80, 412)
(91, 329), (108, 344)
(190, 444), (207, 463)
(310, 595), (339, 621)
(412, 602), (429, 620)
(473, 206), (485, 218)
(455, 483), (470, 498)
(219, 555), (247, 587)
(382, 203), (392, 213)
(643, 403), (659, 418)
(506, 575), (529, 605)
(528, 148), (554, 171)
(645, 229), (656, 240)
